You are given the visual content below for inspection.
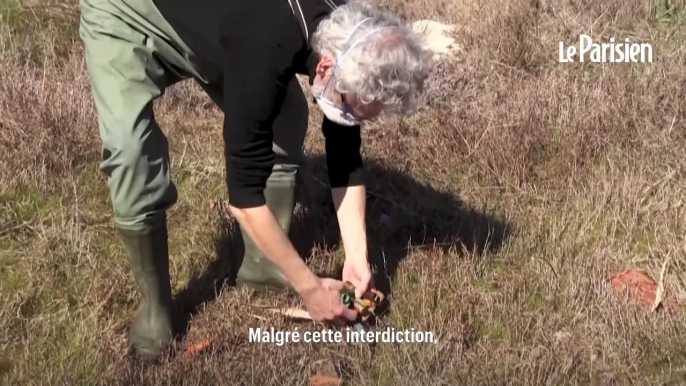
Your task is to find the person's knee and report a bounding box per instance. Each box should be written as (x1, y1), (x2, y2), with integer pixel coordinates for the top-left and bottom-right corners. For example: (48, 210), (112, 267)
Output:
(272, 138), (305, 170)
(100, 134), (146, 174)
(101, 135), (176, 231)
(117, 136), (147, 166)
(269, 162), (299, 182)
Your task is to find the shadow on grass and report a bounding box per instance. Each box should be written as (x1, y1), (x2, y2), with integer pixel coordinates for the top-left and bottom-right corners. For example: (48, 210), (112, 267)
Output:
(172, 155), (514, 342)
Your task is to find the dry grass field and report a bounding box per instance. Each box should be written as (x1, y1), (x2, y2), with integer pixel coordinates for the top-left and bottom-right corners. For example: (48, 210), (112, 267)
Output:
(1, 0), (686, 384)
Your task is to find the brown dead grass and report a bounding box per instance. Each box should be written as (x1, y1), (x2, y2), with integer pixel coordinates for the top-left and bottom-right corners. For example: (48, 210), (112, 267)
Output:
(2, 0), (686, 384)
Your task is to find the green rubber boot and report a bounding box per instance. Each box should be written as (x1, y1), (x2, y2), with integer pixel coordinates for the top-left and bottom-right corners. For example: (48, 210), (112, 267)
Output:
(118, 220), (174, 361)
(235, 173), (298, 293)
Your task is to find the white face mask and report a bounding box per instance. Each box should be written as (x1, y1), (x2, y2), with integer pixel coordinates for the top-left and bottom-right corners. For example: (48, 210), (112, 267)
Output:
(313, 85), (359, 126)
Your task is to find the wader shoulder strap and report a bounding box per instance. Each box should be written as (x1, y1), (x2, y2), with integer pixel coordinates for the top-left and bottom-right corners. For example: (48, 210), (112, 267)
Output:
(287, 0), (310, 45)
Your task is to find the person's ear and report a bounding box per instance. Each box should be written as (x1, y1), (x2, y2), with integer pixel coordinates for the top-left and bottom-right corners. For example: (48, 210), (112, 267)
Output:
(315, 55), (336, 79)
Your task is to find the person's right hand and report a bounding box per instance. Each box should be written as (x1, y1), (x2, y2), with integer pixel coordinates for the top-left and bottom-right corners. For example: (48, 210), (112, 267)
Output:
(299, 277), (358, 324)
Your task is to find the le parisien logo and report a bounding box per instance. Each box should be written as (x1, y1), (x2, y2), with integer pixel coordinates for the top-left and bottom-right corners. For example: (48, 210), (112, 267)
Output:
(559, 34), (653, 63)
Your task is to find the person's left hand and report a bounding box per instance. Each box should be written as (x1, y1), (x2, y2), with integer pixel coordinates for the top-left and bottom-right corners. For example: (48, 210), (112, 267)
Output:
(342, 254), (373, 298)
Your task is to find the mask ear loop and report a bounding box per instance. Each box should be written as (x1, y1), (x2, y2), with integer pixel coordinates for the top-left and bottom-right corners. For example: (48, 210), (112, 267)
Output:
(333, 26), (393, 119)
(324, 18), (372, 102)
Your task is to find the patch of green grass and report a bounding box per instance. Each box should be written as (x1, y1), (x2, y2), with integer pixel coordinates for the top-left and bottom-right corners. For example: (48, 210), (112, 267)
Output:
(523, 285), (546, 311)
(74, 164), (112, 220)
(0, 240), (28, 294)
(21, 310), (102, 386)
(1, 185), (60, 225)
(483, 325), (508, 341)
(2, 177), (113, 384)
(3, 269), (103, 384)
(652, 0), (686, 27)
(1, 0), (81, 67)
(93, 229), (123, 261)
(0, 0), (23, 28)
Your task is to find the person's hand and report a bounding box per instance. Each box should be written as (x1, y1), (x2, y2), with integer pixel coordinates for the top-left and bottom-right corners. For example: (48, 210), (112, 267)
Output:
(342, 254), (373, 298)
(299, 277), (358, 324)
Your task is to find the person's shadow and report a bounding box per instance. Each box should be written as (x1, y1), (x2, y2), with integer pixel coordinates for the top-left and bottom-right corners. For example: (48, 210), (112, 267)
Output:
(171, 155), (514, 342)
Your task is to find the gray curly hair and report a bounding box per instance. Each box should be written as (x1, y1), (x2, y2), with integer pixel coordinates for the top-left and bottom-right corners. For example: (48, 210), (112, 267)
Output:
(311, 0), (434, 116)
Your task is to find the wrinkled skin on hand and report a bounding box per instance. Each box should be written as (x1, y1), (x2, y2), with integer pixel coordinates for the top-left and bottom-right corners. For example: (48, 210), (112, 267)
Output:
(342, 256), (373, 298)
(300, 277), (359, 324)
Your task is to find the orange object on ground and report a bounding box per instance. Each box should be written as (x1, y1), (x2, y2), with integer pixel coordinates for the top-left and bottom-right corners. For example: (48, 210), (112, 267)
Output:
(309, 375), (342, 386)
(609, 269), (681, 312)
(610, 269), (658, 308)
(185, 339), (212, 356)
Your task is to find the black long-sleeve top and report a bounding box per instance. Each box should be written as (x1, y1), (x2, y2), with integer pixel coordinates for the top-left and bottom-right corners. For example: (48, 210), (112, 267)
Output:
(152, 0), (364, 208)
